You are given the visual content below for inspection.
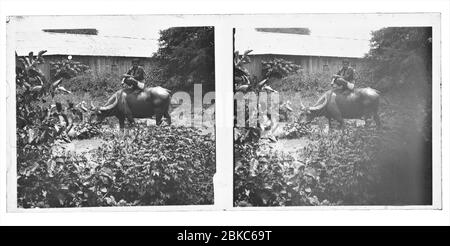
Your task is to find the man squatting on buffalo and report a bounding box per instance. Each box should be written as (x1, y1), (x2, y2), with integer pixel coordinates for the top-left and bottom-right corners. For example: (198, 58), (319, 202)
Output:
(332, 59), (355, 91)
(122, 58), (146, 91)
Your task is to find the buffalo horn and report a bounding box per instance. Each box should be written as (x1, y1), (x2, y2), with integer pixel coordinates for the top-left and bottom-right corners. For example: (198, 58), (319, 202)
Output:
(90, 101), (97, 111)
(285, 104), (293, 112)
(99, 94), (118, 111)
(299, 99), (306, 110)
(258, 79), (268, 87)
(309, 94), (328, 111)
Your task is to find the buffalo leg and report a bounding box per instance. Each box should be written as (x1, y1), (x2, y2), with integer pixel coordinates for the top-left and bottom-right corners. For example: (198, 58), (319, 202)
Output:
(126, 114), (135, 127)
(326, 117), (332, 132)
(328, 103), (344, 129)
(336, 117), (345, 129)
(155, 114), (163, 126)
(330, 113), (344, 129)
(118, 117), (125, 130)
(164, 111), (171, 125)
(122, 102), (134, 128)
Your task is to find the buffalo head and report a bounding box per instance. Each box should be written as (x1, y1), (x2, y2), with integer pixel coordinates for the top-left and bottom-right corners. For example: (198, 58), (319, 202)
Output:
(298, 95), (328, 123)
(89, 101), (112, 124)
(299, 107), (315, 123)
(90, 93), (120, 123)
(89, 109), (105, 124)
(89, 102), (101, 123)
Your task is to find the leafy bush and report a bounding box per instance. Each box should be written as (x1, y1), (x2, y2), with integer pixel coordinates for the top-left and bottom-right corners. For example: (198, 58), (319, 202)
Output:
(18, 125), (216, 208)
(236, 127), (395, 206)
(99, 125), (216, 205)
(50, 59), (90, 81)
(235, 117), (432, 207)
(262, 58), (301, 79)
(233, 50), (252, 89)
(301, 128), (381, 205)
(269, 72), (330, 92)
(70, 122), (102, 140)
(16, 50), (75, 145)
(63, 72), (122, 97)
(144, 65), (167, 88)
(18, 148), (97, 208)
(62, 64), (171, 96)
(234, 50), (259, 143)
(233, 50), (280, 143)
(234, 141), (328, 206)
(279, 120), (311, 139)
(234, 127), (262, 144)
(16, 50), (92, 207)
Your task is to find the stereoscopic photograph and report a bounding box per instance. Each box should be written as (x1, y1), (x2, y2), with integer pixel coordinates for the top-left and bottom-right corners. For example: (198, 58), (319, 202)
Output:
(6, 13), (440, 211)
(233, 20), (434, 206)
(10, 16), (216, 208)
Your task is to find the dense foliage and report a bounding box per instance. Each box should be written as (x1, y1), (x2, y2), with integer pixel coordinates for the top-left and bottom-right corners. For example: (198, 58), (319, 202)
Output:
(279, 120), (311, 139)
(235, 122), (431, 206)
(19, 125), (215, 208)
(154, 27), (215, 92)
(262, 58), (301, 79)
(233, 50), (280, 143)
(50, 59), (90, 81)
(16, 50), (81, 206)
(234, 50), (259, 143)
(365, 27), (432, 92)
(269, 72), (330, 92)
(61, 65), (166, 97)
(16, 50), (72, 143)
(97, 126), (215, 206)
(234, 139), (329, 206)
(70, 121), (102, 140)
(63, 73), (121, 97)
(301, 128), (381, 205)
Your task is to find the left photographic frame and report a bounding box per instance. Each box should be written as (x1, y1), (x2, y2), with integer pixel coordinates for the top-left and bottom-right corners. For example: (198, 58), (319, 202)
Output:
(6, 15), (216, 210)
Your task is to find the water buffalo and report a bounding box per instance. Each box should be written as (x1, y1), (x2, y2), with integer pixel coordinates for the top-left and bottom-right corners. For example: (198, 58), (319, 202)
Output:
(92, 86), (171, 128)
(299, 87), (381, 129)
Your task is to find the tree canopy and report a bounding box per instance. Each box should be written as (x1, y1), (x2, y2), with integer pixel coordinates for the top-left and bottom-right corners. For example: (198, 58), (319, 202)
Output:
(365, 27), (432, 92)
(154, 27), (215, 92)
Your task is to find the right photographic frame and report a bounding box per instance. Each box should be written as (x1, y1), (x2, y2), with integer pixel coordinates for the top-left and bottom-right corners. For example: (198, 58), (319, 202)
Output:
(232, 13), (441, 208)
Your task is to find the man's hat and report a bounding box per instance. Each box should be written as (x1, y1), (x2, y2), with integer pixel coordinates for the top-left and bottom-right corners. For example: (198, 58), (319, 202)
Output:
(132, 58), (140, 64)
(342, 59), (350, 64)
